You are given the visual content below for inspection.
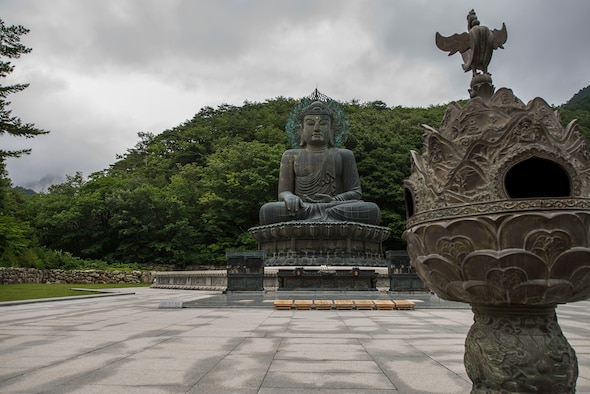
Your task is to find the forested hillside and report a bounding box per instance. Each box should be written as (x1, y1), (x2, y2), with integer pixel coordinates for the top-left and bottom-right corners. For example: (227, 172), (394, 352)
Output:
(6, 89), (590, 268)
(561, 86), (590, 139)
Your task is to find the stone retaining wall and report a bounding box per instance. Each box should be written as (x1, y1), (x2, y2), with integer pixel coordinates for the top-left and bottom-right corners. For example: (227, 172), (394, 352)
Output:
(0, 268), (153, 285)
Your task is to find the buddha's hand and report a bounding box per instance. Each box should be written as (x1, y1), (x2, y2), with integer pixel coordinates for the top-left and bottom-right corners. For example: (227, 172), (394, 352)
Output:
(308, 194), (334, 203)
(283, 194), (304, 216)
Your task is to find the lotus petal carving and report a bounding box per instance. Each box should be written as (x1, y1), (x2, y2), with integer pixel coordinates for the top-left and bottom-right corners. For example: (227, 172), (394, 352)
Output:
(249, 221), (391, 267)
(404, 210), (590, 305)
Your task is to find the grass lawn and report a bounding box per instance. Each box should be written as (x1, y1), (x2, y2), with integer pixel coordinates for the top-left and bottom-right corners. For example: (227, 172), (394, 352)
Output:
(0, 283), (151, 302)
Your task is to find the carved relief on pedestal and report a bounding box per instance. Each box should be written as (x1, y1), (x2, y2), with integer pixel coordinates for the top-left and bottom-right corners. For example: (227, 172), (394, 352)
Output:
(250, 221), (390, 266)
(465, 306), (577, 393)
(405, 88), (590, 218)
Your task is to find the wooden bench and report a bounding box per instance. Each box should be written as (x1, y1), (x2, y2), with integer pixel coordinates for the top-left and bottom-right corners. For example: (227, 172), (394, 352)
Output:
(293, 300), (313, 310)
(334, 300), (355, 310)
(394, 300), (416, 310)
(314, 300), (334, 310)
(274, 299), (414, 311)
(373, 300), (395, 310)
(354, 300), (375, 310)
(274, 300), (293, 310)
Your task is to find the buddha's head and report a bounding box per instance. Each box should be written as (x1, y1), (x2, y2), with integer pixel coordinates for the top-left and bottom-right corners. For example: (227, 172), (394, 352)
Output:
(298, 101), (335, 148)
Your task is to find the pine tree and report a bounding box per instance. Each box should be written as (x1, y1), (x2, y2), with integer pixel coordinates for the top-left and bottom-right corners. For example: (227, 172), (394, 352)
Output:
(0, 18), (47, 261)
(0, 18), (48, 162)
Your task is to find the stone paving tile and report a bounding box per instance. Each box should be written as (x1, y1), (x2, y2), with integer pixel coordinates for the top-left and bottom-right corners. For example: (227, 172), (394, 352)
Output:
(274, 350), (373, 362)
(577, 377), (590, 393)
(47, 385), (185, 394)
(0, 355), (63, 369)
(186, 354), (272, 393)
(273, 359), (383, 374)
(0, 358), (124, 393)
(259, 390), (396, 394)
(358, 338), (431, 357)
(262, 371), (396, 391)
(65, 367), (195, 391)
(0, 287), (589, 393)
(231, 337), (282, 354)
(374, 356), (471, 393)
(0, 369), (25, 383)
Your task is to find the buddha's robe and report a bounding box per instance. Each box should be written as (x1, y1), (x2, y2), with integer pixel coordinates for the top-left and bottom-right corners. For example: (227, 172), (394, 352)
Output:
(259, 147), (381, 225)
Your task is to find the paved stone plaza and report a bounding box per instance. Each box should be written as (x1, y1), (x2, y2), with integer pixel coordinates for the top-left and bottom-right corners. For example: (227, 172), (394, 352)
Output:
(1, 287), (589, 393)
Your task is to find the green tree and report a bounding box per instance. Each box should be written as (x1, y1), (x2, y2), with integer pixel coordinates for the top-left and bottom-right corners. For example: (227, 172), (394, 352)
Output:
(24, 92), (589, 267)
(187, 140), (284, 263)
(344, 102), (445, 249)
(560, 90), (590, 142)
(107, 184), (174, 264)
(0, 18), (48, 261)
(0, 18), (48, 163)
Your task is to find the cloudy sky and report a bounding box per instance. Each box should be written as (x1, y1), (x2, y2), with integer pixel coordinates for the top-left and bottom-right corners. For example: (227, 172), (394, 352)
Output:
(1, 0), (589, 190)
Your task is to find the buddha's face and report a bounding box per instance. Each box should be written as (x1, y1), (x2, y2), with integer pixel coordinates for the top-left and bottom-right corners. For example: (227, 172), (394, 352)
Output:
(301, 115), (332, 147)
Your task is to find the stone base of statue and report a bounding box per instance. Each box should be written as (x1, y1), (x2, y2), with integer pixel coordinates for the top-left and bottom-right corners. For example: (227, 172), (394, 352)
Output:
(248, 221), (391, 267)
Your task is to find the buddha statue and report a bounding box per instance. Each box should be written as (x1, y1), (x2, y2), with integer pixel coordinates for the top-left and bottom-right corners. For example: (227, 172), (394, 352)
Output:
(259, 101), (381, 225)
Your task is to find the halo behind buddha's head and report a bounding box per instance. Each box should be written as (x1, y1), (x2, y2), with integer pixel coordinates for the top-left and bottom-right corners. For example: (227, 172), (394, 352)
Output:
(285, 91), (350, 149)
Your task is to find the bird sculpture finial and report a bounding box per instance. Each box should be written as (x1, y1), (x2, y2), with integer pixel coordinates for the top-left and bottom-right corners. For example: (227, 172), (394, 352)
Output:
(435, 10), (507, 101)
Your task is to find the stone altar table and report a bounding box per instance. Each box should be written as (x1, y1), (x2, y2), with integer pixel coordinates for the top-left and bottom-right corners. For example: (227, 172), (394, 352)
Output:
(277, 267), (378, 291)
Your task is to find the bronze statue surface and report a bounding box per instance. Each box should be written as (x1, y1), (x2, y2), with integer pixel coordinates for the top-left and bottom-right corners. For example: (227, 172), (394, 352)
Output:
(436, 9), (507, 76)
(251, 96), (389, 268)
(259, 101), (380, 225)
(436, 9), (507, 101)
(404, 88), (590, 223)
(403, 88), (588, 394)
(402, 11), (590, 390)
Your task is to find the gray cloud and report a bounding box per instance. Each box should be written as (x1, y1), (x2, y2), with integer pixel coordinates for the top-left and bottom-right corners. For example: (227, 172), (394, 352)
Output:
(1, 0), (589, 189)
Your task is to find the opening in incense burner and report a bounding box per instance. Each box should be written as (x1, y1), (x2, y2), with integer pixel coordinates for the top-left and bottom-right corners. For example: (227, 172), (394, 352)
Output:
(505, 157), (571, 198)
